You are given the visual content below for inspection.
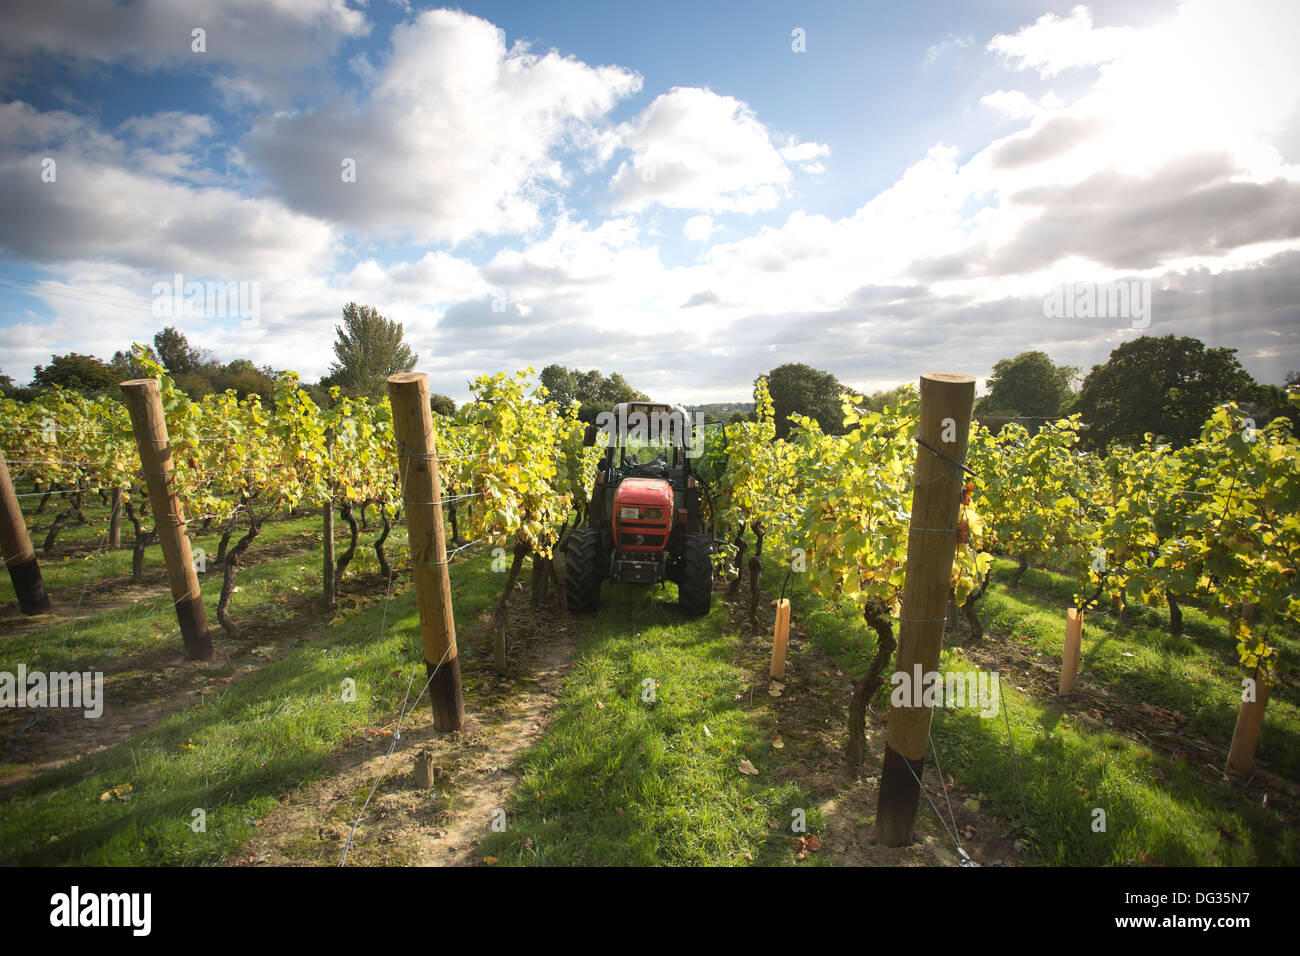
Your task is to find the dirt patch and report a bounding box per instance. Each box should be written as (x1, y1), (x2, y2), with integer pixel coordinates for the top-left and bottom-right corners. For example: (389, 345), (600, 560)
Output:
(231, 593), (588, 867)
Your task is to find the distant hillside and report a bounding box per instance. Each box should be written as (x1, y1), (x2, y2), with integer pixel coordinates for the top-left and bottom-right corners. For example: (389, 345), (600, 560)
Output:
(689, 402), (755, 420)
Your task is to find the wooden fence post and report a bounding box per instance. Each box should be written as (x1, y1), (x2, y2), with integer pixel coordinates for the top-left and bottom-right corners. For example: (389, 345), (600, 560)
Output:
(1227, 603), (1267, 773)
(1226, 676), (1269, 773)
(120, 378), (212, 661)
(1058, 607), (1084, 695)
(876, 372), (975, 846)
(388, 372), (464, 732)
(770, 598), (791, 680)
(0, 449), (53, 614)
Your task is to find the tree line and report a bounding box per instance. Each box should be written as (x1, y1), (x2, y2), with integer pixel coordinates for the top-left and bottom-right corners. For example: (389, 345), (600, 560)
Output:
(749, 339), (1297, 451)
(4, 304), (1295, 452)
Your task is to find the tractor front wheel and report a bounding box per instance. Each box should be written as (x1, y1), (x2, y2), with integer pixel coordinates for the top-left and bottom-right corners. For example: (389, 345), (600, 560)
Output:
(565, 528), (602, 613)
(678, 532), (713, 617)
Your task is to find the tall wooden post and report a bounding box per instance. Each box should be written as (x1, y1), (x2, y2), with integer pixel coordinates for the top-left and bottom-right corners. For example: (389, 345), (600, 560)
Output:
(0, 450), (53, 614)
(1226, 678), (1269, 773)
(120, 379), (212, 661)
(1058, 607), (1084, 695)
(877, 372), (976, 846)
(770, 598), (791, 680)
(387, 372), (464, 731)
(1227, 604), (1268, 773)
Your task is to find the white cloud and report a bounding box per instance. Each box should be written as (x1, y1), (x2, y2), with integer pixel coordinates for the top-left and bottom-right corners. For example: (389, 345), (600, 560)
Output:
(988, 5), (1138, 77)
(4, 0), (1300, 401)
(684, 215), (717, 242)
(247, 9), (642, 245)
(925, 34), (973, 64)
(0, 0), (369, 104)
(607, 87), (797, 214)
(979, 89), (1065, 120)
(780, 139), (831, 174)
(0, 101), (335, 281)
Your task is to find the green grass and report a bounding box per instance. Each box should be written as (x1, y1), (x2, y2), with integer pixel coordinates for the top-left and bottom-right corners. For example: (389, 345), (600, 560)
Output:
(479, 579), (820, 866)
(0, 513), (501, 865)
(766, 556), (1300, 866)
(4, 488), (1297, 866)
(981, 559), (1300, 779)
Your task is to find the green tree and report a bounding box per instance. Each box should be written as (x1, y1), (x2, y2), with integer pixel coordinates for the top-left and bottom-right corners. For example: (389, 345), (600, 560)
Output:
(539, 364), (577, 409)
(0, 369), (12, 394)
(153, 326), (208, 375)
(324, 303), (418, 401)
(430, 393), (456, 416)
(1075, 335), (1257, 449)
(538, 364), (651, 420)
(110, 346), (159, 379)
(214, 359), (276, 404)
(975, 351), (1078, 433)
(31, 353), (119, 396)
(759, 362), (849, 439)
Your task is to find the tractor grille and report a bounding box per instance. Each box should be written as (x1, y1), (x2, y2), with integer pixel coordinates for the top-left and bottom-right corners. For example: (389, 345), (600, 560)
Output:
(616, 519), (669, 552)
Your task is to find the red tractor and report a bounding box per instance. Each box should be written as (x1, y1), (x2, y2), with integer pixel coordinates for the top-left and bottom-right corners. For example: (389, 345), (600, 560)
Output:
(565, 402), (714, 616)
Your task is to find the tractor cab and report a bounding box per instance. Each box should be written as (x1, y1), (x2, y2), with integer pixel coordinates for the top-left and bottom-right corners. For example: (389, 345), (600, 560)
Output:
(566, 403), (713, 616)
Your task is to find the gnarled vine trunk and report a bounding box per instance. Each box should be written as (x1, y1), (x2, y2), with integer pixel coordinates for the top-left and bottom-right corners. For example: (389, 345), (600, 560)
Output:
(333, 501), (359, 591)
(215, 510), (240, 565)
(728, 522), (748, 596)
(1009, 554), (1029, 588)
(846, 603), (897, 770)
(493, 541), (529, 670)
(961, 568), (993, 640)
(124, 500), (154, 585)
(217, 513), (265, 638)
(374, 506), (392, 580)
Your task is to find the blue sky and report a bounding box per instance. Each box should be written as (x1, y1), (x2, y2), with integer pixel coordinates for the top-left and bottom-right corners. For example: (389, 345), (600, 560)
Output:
(1, 0), (1297, 403)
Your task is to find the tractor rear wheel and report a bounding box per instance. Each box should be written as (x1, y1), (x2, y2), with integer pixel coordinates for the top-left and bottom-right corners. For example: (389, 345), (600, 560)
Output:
(565, 528), (602, 613)
(678, 532), (713, 616)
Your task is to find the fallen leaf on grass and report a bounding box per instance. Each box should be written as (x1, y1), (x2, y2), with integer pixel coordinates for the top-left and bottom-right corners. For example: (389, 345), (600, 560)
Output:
(772, 734), (784, 749)
(99, 784), (133, 803)
(595, 700), (605, 710)
(703, 725), (712, 739)
(483, 856), (499, 866)
(738, 759), (759, 776)
(768, 681), (784, 698)
(805, 834), (821, 852)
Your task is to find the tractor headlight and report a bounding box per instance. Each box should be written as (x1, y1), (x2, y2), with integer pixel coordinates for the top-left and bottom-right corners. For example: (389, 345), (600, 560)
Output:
(620, 506), (639, 519)
(640, 508), (663, 520)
